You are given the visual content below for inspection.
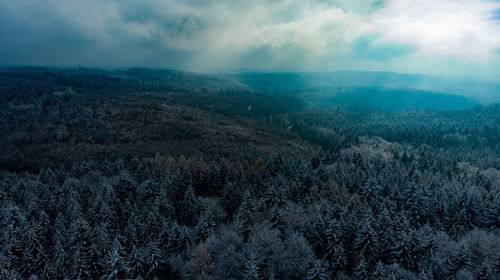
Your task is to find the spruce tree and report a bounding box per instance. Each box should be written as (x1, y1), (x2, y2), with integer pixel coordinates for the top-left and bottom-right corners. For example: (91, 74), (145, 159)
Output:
(126, 245), (144, 279)
(306, 260), (330, 280)
(179, 186), (201, 226)
(243, 253), (260, 280)
(353, 256), (370, 280)
(353, 211), (380, 268)
(445, 247), (471, 277)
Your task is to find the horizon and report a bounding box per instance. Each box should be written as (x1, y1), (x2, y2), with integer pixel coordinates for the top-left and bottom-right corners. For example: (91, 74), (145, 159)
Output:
(2, 65), (499, 84)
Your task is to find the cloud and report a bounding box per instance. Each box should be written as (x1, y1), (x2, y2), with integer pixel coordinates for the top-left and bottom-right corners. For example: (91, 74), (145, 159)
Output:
(494, 9), (500, 20)
(351, 34), (414, 61)
(372, 0), (500, 60)
(0, 0), (499, 78)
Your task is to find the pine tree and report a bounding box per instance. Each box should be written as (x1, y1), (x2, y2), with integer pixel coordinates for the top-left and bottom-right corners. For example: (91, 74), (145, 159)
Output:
(235, 191), (254, 240)
(353, 211), (380, 268)
(445, 246), (471, 277)
(494, 252), (500, 276)
(126, 245), (144, 279)
(393, 227), (425, 272)
(306, 260), (330, 280)
(325, 218), (343, 262)
(269, 205), (285, 234)
(484, 192), (499, 230)
(144, 242), (164, 280)
(377, 206), (399, 264)
(117, 171), (135, 201)
(417, 269), (434, 280)
(430, 188), (449, 231)
(20, 225), (49, 278)
(263, 183), (286, 209)
(179, 186), (201, 226)
(49, 228), (68, 279)
(102, 238), (126, 280)
(195, 211), (216, 242)
(221, 181), (242, 218)
(361, 178), (382, 205)
(0, 268), (22, 280)
(70, 245), (91, 279)
(353, 256), (370, 280)
(88, 245), (102, 280)
(0, 223), (22, 274)
(331, 241), (347, 273)
(325, 219), (347, 271)
(371, 261), (386, 280)
(67, 218), (92, 279)
(476, 261), (491, 280)
(243, 253), (260, 280)
(404, 183), (430, 227)
(450, 189), (484, 236)
(166, 222), (192, 254)
(304, 215), (328, 258)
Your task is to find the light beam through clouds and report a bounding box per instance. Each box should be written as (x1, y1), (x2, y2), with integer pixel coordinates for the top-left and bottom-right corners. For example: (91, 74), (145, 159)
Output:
(0, 0), (499, 78)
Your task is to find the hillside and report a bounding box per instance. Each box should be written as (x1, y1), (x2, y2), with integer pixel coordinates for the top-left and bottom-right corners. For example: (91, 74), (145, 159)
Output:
(296, 86), (477, 112)
(228, 71), (500, 104)
(0, 67), (312, 172)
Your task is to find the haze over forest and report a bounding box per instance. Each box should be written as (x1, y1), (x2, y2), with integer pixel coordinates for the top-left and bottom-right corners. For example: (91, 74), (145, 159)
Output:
(0, 1), (500, 280)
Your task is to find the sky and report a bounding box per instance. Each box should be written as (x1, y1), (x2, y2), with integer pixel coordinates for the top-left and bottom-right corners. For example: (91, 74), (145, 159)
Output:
(1, 0), (500, 79)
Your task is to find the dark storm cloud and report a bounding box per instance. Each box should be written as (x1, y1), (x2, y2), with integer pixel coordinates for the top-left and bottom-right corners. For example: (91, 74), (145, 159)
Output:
(0, 0), (197, 67)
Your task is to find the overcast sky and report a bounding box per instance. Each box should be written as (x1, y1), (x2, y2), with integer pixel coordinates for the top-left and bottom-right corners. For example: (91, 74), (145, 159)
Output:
(1, 0), (500, 79)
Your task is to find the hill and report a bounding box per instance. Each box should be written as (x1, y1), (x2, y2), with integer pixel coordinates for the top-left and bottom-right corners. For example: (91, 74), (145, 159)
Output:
(227, 71), (500, 104)
(295, 86), (477, 112)
(0, 67), (312, 172)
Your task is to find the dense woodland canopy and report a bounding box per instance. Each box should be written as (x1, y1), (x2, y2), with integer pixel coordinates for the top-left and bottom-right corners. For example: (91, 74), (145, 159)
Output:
(0, 67), (499, 279)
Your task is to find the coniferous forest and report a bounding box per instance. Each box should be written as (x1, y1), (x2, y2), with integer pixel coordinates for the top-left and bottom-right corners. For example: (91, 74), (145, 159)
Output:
(1, 67), (500, 280)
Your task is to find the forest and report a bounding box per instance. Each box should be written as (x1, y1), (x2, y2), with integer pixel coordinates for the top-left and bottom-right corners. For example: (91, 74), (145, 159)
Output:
(0, 67), (499, 280)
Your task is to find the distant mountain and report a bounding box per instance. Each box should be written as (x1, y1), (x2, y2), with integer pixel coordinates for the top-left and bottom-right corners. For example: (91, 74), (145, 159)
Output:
(0, 67), (488, 113)
(226, 71), (500, 104)
(296, 86), (478, 112)
(121, 68), (251, 91)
